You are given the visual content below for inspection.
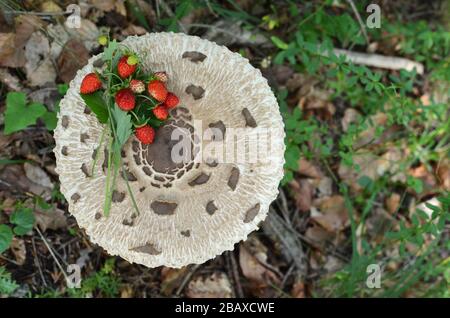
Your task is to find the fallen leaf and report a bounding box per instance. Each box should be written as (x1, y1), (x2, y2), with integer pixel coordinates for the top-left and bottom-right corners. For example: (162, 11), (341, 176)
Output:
(122, 24), (147, 36)
(24, 31), (56, 86)
(24, 162), (53, 190)
(91, 0), (116, 12)
(290, 179), (313, 212)
(57, 39), (90, 83)
(239, 236), (280, 296)
(297, 158), (324, 179)
(34, 207), (68, 232)
(291, 280), (306, 298)
(0, 15), (43, 68)
(436, 160), (450, 191)
(304, 223), (334, 248)
(120, 284), (133, 298)
(311, 195), (349, 233)
(385, 193), (401, 214)
(341, 108), (361, 132)
(160, 266), (189, 296)
(10, 237), (26, 265)
(186, 272), (233, 298)
(0, 164), (51, 199)
(41, 1), (62, 12)
(66, 19), (100, 51)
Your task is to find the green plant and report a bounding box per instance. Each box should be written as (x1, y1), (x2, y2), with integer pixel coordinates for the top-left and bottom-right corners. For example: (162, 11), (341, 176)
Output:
(0, 205), (35, 254)
(68, 258), (121, 298)
(0, 266), (18, 296)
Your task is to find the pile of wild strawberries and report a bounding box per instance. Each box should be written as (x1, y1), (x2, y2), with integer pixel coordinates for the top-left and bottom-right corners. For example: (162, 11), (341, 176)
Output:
(79, 54), (179, 144)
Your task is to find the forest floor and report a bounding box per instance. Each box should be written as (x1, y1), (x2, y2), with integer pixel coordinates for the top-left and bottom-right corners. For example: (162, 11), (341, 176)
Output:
(0, 0), (449, 298)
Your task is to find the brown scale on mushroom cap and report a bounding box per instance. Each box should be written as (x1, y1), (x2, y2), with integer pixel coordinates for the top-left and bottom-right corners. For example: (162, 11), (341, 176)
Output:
(53, 32), (285, 268)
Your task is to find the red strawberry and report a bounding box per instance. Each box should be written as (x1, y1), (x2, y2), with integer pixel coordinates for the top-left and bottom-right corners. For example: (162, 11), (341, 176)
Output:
(147, 80), (168, 102)
(164, 92), (179, 109)
(135, 125), (155, 144)
(153, 105), (169, 120)
(80, 73), (102, 94)
(130, 79), (145, 93)
(154, 71), (167, 82)
(117, 56), (137, 79)
(115, 88), (135, 111)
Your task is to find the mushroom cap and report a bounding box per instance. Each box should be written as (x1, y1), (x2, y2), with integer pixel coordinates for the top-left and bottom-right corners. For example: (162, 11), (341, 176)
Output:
(54, 33), (285, 268)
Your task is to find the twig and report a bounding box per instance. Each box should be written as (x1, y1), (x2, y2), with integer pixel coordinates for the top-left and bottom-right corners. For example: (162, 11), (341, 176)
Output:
(3, 10), (69, 16)
(0, 254), (20, 266)
(175, 264), (200, 296)
(332, 48), (425, 74)
(35, 227), (70, 284)
(345, 0), (370, 44)
(32, 237), (48, 288)
(226, 251), (244, 298)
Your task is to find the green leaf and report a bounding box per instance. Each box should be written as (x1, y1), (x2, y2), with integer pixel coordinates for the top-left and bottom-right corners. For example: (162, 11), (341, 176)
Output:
(81, 92), (109, 124)
(4, 92), (47, 135)
(0, 225), (13, 254)
(271, 36), (289, 50)
(111, 104), (132, 148)
(102, 39), (118, 62)
(10, 208), (35, 236)
(0, 266), (18, 295)
(41, 111), (58, 131)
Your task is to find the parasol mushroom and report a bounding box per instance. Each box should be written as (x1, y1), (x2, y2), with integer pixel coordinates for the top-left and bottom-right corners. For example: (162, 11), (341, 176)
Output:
(53, 33), (285, 268)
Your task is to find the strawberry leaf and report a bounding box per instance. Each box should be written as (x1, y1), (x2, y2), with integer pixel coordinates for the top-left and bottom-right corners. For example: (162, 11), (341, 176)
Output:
(111, 104), (133, 149)
(0, 225), (13, 254)
(81, 92), (109, 124)
(4, 92), (47, 135)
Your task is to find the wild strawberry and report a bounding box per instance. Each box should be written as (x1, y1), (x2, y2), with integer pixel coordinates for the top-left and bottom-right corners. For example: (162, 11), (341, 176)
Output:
(115, 88), (135, 111)
(135, 125), (155, 144)
(130, 79), (145, 93)
(164, 92), (179, 109)
(154, 71), (167, 82)
(153, 105), (169, 120)
(147, 80), (168, 102)
(80, 73), (102, 94)
(117, 55), (137, 79)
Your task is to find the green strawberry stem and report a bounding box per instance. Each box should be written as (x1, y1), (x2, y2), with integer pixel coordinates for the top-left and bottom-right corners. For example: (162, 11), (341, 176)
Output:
(90, 126), (107, 177)
(138, 94), (159, 107)
(121, 160), (140, 216)
(103, 133), (113, 216)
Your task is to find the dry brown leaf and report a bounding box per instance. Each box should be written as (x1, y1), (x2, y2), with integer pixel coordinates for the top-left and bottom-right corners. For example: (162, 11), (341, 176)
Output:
(122, 24), (148, 36)
(120, 284), (133, 298)
(0, 15), (43, 68)
(34, 207), (68, 232)
(311, 195), (349, 233)
(57, 39), (90, 83)
(436, 160), (450, 191)
(160, 266), (189, 296)
(0, 165), (51, 199)
(66, 19), (100, 52)
(304, 223), (334, 248)
(385, 193), (401, 214)
(341, 108), (361, 132)
(239, 236), (280, 294)
(91, 0), (116, 12)
(41, 1), (62, 12)
(24, 31), (56, 86)
(408, 164), (437, 191)
(186, 272), (233, 298)
(290, 179), (313, 212)
(338, 148), (406, 192)
(297, 158), (323, 179)
(291, 280), (306, 298)
(10, 238), (26, 266)
(24, 162), (53, 190)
